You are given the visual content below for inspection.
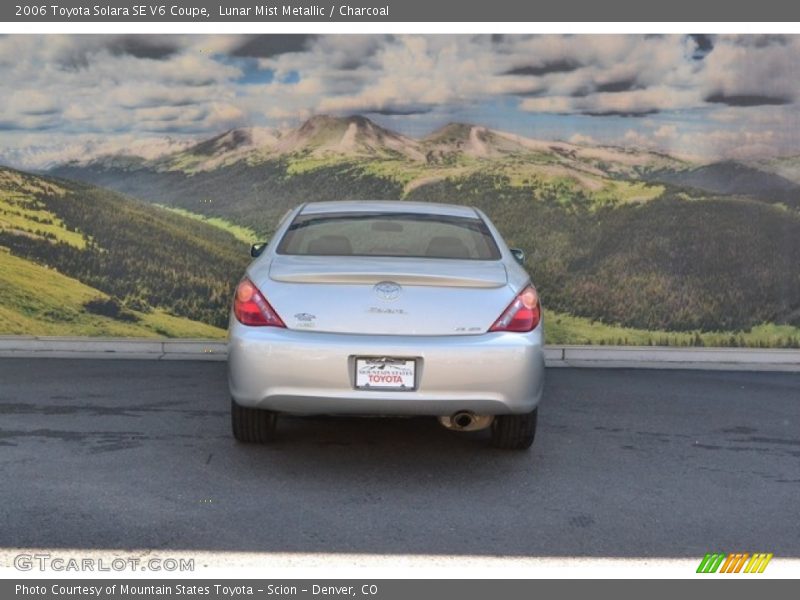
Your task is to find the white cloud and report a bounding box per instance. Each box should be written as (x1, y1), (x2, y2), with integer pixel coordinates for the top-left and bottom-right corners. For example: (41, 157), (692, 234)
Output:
(205, 102), (247, 129)
(1, 34), (800, 166)
(702, 35), (800, 104)
(0, 133), (196, 170)
(654, 125), (678, 139)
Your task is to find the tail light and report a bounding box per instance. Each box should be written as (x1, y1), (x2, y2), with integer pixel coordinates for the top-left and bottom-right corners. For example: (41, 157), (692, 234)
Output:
(233, 278), (285, 327)
(489, 285), (541, 332)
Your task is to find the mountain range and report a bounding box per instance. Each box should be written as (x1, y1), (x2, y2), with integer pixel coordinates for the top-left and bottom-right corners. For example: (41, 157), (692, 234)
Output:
(51, 115), (800, 213)
(62, 114), (686, 174)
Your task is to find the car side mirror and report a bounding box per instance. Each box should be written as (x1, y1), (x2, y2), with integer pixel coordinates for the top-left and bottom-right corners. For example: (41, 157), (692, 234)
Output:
(510, 248), (525, 265)
(250, 242), (268, 258)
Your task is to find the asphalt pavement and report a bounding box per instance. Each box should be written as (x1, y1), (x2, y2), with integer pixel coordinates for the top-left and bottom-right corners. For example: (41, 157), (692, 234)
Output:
(0, 359), (798, 558)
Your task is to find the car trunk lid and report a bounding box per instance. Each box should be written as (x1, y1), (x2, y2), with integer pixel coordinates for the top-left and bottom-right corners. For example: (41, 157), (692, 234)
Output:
(253, 256), (512, 335)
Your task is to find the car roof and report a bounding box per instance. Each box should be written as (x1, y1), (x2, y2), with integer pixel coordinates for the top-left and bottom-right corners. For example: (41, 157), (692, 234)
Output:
(299, 201), (480, 219)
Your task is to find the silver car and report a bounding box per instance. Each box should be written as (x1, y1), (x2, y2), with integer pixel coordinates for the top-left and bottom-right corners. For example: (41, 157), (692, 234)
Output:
(228, 201), (545, 449)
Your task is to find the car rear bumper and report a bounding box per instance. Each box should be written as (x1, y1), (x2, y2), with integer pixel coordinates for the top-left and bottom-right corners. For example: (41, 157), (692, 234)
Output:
(228, 318), (545, 416)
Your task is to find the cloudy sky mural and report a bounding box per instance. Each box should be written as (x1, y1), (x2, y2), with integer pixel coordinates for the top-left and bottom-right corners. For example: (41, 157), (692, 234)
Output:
(2, 33), (800, 168)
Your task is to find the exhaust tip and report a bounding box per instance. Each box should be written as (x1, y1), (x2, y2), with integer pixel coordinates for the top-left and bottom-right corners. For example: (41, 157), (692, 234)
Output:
(438, 412), (494, 432)
(453, 411), (474, 429)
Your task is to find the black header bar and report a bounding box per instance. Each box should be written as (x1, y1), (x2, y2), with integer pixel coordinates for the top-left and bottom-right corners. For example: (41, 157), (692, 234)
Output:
(4, 0), (800, 22)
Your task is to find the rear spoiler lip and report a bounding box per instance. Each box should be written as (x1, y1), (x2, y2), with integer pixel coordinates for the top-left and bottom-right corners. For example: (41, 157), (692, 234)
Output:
(268, 256), (509, 288)
(269, 271), (507, 288)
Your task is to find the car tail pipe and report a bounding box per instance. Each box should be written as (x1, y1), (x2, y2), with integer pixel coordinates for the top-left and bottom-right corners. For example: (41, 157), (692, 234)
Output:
(438, 411), (494, 432)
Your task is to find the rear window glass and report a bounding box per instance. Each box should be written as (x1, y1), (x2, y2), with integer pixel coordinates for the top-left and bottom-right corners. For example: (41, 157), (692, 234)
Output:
(277, 212), (501, 260)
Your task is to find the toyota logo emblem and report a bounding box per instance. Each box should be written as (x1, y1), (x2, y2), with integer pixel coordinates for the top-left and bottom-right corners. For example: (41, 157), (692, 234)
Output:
(374, 281), (402, 301)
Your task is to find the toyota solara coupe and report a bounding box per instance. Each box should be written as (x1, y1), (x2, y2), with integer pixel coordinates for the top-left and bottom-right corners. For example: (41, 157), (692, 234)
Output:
(228, 201), (545, 450)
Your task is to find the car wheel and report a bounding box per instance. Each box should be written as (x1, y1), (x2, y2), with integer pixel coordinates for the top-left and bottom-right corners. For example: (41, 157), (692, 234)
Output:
(231, 398), (278, 443)
(490, 408), (537, 450)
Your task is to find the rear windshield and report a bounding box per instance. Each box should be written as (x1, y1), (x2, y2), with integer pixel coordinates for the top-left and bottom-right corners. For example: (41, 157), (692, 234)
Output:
(277, 211), (501, 260)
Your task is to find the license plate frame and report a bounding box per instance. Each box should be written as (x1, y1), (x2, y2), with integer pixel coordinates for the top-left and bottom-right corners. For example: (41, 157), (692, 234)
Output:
(354, 357), (417, 391)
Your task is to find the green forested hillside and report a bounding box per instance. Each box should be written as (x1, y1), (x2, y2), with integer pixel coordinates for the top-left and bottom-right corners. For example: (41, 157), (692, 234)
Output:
(407, 176), (800, 332)
(0, 249), (224, 338)
(0, 166), (249, 332)
(546, 310), (800, 348)
(53, 159), (404, 238)
(558, 196), (800, 331)
(647, 161), (800, 208)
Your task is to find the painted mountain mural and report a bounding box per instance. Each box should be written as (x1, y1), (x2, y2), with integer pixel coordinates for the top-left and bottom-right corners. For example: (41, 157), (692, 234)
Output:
(29, 115), (800, 347)
(2, 34), (800, 346)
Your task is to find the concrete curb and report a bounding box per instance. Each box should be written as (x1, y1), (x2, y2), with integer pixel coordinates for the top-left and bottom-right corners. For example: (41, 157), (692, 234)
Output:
(0, 336), (226, 361)
(544, 345), (800, 371)
(1, 336), (799, 371)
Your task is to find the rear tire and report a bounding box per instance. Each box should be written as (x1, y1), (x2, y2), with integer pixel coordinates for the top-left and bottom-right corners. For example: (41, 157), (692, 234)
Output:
(231, 398), (278, 443)
(490, 408), (537, 450)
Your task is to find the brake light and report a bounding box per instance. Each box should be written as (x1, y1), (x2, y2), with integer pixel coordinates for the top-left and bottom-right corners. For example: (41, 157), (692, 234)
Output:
(489, 286), (541, 332)
(233, 278), (285, 327)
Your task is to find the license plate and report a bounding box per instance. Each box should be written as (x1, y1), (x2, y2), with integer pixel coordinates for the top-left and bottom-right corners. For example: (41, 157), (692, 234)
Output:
(355, 357), (416, 390)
